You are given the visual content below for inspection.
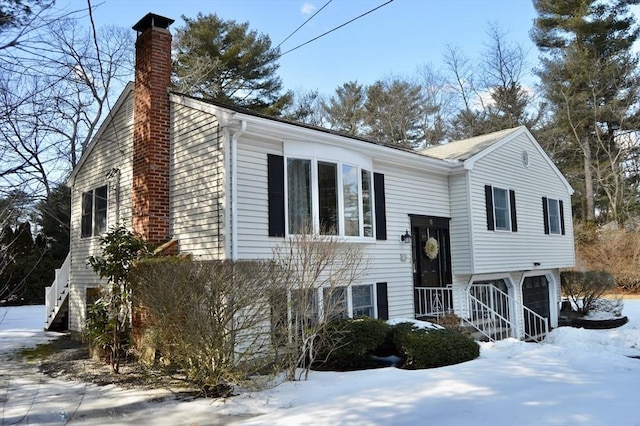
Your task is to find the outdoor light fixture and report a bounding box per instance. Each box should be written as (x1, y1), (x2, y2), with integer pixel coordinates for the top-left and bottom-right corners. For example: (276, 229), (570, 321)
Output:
(401, 230), (411, 243)
(534, 262), (541, 267)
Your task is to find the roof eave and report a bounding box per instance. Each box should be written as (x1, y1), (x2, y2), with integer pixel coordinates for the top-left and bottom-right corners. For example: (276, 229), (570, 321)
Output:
(66, 82), (135, 187)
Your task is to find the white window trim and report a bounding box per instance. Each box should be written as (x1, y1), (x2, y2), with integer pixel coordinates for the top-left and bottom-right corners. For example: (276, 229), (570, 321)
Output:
(316, 284), (377, 320)
(492, 186), (511, 232)
(547, 198), (561, 235)
(350, 284), (376, 318)
(80, 184), (109, 239)
(283, 153), (376, 240)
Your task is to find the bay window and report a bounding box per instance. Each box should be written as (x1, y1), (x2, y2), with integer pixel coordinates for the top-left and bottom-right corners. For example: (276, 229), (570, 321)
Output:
(285, 156), (374, 238)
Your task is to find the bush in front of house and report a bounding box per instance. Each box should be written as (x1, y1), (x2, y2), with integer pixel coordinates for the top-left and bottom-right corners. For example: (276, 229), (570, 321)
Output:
(561, 270), (616, 315)
(392, 324), (480, 369)
(132, 258), (284, 396)
(318, 317), (390, 371)
(317, 319), (480, 371)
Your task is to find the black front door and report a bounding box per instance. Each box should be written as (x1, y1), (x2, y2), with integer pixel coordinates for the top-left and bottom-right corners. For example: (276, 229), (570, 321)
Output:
(411, 215), (451, 288)
(411, 215), (452, 315)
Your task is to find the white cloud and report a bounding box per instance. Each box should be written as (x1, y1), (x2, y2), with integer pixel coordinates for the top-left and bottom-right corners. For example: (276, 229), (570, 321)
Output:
(301, 3), (316, 15)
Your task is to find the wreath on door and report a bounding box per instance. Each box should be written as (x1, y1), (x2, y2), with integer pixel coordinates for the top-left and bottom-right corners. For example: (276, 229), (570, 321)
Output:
(424, 237), (439, 260)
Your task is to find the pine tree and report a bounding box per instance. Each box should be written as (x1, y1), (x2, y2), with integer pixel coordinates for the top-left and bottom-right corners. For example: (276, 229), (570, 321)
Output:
(321, 81), (367, 136)
(173, 13), (291, 115)
(532, 0), (640, 223)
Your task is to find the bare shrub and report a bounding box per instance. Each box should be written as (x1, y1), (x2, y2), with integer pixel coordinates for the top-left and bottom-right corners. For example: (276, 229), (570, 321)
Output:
(132, 258), (282, 395)
(560, 270), (615, 315)
(433, 313), (470, 336)
(574, 223), (640, 292)
(273, 230), (367, 381)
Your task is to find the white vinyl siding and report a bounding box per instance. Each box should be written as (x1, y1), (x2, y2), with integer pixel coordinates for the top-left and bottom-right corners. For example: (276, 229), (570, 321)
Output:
(365, 162), (451, 319)
(170, 103), (224, 259)
(467, 132), (574, 273)
(449, 172), (473, 274)
(234, 133), (450, 320)
(68, 90), (135, 332)
(235, 134), (277, 259)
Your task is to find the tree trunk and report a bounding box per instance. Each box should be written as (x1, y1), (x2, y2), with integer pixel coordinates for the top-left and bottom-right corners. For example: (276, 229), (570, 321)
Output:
(583, 136), (595, 221)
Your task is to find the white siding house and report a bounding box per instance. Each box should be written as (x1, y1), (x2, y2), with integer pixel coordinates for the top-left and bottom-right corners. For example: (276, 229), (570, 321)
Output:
(45, 13), (575, 343)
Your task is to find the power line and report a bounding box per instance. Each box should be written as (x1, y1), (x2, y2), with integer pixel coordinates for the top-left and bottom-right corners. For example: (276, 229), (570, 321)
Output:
(276, 0), (333, 50)
(279, 0), (394, 58)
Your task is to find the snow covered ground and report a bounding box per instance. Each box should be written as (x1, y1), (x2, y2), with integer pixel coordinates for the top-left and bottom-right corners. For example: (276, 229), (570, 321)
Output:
(1, 301), (639, 425)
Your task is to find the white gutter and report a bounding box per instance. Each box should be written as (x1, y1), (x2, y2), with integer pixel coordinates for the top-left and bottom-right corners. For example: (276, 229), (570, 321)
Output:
(230, 119), (247, 261)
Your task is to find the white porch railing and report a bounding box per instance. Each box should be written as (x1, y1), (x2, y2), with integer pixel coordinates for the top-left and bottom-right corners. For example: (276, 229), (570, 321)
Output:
(467, 284), (548, 342)
(464, 285), (514, 341)
(414, 286), (453, 319)
(44, 252), (70, 330)
(414, 284), (549, 342)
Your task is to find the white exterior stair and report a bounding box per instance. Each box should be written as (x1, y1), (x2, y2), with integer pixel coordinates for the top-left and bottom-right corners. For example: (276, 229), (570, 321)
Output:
(44, 253), (70, 331)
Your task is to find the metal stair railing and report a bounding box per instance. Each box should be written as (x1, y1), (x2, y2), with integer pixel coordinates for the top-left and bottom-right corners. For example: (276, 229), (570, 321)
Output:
(463, 289), (514, 341)
(467, 284), (548, 343)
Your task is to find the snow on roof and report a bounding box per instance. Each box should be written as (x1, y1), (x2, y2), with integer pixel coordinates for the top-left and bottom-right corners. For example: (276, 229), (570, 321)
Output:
(420, 126), (524, 161)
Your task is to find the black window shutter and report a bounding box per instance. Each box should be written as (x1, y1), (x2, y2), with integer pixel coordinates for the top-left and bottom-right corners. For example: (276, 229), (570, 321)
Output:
(509, 189), (518, 232)
(267, 154), (285, 237)
(374, 173), (387, 240)
(542, 197), (549, 234)
(376, 282), (388, 320)
(559, 200), (565, 235)
(485, 185), (494, 231)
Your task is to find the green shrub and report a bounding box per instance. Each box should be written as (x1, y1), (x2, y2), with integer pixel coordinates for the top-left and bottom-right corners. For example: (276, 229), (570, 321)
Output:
(84, 295), (130, 364)
(394, 328), (480, 369)
(319, 317), (389, 370)
(387, 321), (419, 351)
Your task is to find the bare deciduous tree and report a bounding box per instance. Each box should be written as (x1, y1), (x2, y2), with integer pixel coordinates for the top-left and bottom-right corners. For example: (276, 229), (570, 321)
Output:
(0, 6), (133, 202)
(273, 230), (367, 380)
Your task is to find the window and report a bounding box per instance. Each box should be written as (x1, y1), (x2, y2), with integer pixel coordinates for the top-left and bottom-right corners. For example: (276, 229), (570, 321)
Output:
(543, 197), (565, 235)
(548, 199), (560, 234)
(269, 284), (384, 345)
(323, 287), (347, 320)
(318, 162), (338, 234)
(493, 187), (510, 231)
(287, 159), (311, 234)
(352, 285), (374, 317)
(484, 185), (517, 232)
(81, 185), (107, 238)
(286, 157), (374, 238)
(268, 154), (386, 240)
(322, 285), (375, 319)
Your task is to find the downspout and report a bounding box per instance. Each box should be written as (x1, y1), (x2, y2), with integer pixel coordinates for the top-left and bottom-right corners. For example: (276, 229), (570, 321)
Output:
(230, 119), (247, 261)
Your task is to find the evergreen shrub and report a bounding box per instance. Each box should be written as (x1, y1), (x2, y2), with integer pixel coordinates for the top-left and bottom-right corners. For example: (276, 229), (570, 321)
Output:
(319, 317), (389, 370)
(393, 326), (480, 369)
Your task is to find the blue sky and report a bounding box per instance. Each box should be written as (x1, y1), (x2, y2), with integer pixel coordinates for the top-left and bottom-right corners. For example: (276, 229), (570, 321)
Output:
(55, 0), (630, 96)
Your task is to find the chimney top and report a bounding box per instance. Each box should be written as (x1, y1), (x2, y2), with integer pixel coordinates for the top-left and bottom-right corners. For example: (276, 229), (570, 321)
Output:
(132, 13), (174, 33)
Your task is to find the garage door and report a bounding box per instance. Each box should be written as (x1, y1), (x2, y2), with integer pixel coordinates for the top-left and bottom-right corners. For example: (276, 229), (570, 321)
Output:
(522, 276), (549, 335)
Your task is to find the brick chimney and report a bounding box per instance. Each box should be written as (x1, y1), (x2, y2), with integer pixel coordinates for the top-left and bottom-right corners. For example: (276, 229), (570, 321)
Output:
(131, 13), (174, 243)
